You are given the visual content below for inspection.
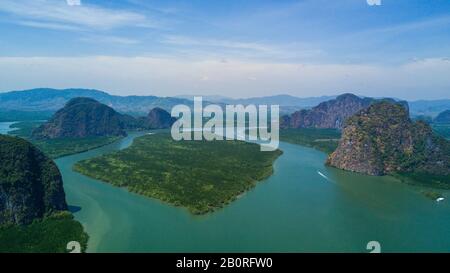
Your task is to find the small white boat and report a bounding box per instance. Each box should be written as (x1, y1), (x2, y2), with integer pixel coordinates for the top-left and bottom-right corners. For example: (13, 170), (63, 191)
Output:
(317, 171), (328, 180)
(317, 171), (335, 184)
(436, 197), (445, 202)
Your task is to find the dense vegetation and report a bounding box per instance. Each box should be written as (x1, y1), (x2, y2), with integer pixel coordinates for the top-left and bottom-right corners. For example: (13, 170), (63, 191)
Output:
(393, 172), (450, 190)
(32, 137), (122, 159)
(74, 133), (282, 214)
(0, 212), (88, 253)
(0, 135), (89, 252)
(280, 128), (341, 154)
(8, 120), (122, 158)
(0, 135), (67, 225)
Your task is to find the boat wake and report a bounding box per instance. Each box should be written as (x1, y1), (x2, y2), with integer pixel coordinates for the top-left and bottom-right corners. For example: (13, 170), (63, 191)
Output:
(317, 171), (334, 184)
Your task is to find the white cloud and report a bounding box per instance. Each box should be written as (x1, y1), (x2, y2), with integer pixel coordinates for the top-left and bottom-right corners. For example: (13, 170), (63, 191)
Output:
(16, 20), (81, 31)
(162, 35), (274, 52)
(366, 0), (381, 6)
(0, 0), (158, 30)
(0, 56), (449, 100)
(66, 0), (81, 6)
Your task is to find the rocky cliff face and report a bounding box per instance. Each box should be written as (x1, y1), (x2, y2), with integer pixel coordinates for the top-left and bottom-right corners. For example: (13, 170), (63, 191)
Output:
(0, 135), (67, 225)
(434, 110), (450, 124)
(32, 97), (129, 139)
(327, 102), (450, 176)
(141, 107), (176, 129)
(280, 94), (373, 129)
(280, 93), (407, 130)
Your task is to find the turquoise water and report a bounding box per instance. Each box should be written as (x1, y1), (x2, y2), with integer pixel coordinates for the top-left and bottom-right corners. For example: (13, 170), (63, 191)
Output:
(2, 122), (449, 252)
(56, 132), (450, 253)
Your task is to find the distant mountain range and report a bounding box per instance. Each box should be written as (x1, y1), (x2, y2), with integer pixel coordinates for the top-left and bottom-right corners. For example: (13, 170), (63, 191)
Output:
(0, 88), (193, 115)
(176, 94), (336, 108)
(409, 99), (450, 117)
(280, 93), (408, 130)
(0, 88), (449, 117)
(178, 94), (450, 117)
(176, 94), (339, 115)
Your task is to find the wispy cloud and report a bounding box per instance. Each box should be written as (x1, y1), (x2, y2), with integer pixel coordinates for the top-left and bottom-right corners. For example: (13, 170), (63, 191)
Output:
(80, 35), (140, 45)
(0, 0), (158, 30)
(161, 35), (323, 61)
(162, 35), (275, 52)
(16, 20), (81, 31)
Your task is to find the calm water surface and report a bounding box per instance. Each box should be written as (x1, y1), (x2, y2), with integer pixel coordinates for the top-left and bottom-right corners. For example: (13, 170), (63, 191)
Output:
(57, 132), (450, 253)
(2, 122), (448, 252)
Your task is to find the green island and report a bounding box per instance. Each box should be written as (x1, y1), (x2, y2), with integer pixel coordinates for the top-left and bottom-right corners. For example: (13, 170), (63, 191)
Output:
(280, 128), (341, 154)
(392, 172), (450, 190)
(74, 133), (282, 214)
(8, 121), (122, 159)
(0, 212), (88, 253)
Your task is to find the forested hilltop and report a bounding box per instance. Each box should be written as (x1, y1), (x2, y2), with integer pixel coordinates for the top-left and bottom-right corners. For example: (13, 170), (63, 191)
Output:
(0, 135), (88, 252)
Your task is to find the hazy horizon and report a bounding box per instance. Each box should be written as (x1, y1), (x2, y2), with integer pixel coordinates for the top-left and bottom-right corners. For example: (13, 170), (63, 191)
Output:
(2, 87), (450, 102)
(0, 0), (449, 100)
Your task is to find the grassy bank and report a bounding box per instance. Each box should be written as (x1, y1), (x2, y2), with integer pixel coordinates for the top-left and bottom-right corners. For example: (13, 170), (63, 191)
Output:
(392, 172), (450, 190)
(280, 128), (341, 154)
(8, 121), (122, 158)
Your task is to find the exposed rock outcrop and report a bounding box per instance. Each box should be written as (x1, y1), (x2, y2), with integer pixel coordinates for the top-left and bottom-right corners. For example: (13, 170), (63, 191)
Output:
(327, 102), (450, 176)
(281, 93), (408, 130)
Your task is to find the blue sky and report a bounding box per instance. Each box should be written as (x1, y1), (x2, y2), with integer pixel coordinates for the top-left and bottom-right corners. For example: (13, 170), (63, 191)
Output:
(0, 0), (449, 100)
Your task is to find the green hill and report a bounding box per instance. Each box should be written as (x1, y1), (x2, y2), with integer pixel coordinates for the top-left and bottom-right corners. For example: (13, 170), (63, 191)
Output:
(0, 135), (88, 252)
(32, 97), (130, 139)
